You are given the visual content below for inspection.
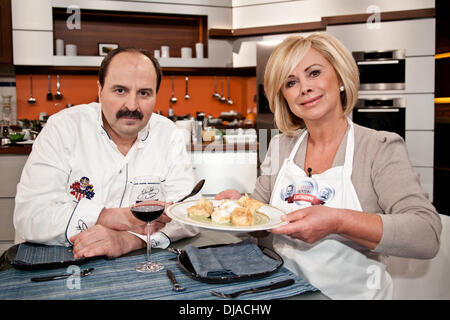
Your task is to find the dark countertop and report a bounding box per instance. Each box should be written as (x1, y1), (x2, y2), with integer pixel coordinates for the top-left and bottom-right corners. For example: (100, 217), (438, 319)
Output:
(0, 144), (32, 155)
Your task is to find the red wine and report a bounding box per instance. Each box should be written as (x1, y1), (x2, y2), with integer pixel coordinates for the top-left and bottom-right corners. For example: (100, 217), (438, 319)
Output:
(131, 205), (165, 223)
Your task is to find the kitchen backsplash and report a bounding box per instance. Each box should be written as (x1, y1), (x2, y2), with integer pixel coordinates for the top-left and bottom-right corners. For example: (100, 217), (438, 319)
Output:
(15, 75), (257, 121)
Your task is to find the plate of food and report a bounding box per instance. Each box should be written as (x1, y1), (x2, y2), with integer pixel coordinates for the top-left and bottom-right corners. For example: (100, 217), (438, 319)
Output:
(165, 194), (287, 232)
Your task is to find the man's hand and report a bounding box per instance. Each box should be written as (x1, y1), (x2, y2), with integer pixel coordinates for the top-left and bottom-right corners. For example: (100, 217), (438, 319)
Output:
(70, 225), (144, 259)
(96, 207), (146, 234)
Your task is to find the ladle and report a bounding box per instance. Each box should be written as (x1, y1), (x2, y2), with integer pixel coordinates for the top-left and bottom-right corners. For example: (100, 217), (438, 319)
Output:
(54, 75), (63, 100)
(28, 75), (36, 104)
(212, 76), (220, 100)
(170, 76), (177, 104)
(219, 78), (226, 103)
(226, 76), (233, 105)
(184, 76), (190, 100)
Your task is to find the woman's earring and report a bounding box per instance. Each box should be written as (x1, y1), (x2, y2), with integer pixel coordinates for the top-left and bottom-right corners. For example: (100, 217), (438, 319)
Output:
(339, 86), (345, 92)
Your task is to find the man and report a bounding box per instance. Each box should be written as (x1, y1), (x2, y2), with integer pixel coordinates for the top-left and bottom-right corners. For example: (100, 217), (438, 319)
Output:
(14, 48), (199, 258)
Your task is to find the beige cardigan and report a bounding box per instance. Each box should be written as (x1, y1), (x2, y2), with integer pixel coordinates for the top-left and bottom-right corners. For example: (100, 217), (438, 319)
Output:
(252, 123), (441, 260)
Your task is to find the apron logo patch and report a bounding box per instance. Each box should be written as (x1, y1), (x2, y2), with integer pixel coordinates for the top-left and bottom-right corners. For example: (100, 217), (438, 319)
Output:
(70, 176), (95, 201)
(281, 178), (335, 206)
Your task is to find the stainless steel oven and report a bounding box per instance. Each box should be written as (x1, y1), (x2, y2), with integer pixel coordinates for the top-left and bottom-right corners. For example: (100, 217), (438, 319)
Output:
(352, 97), (406, 139)
(353, 49), (405, 90)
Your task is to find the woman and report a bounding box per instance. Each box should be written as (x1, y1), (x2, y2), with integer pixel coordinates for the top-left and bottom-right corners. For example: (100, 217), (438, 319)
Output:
(216, 33), (441, 299)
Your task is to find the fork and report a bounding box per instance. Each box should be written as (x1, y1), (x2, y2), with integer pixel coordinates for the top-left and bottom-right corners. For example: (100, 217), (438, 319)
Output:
(210, 278), (295, 298)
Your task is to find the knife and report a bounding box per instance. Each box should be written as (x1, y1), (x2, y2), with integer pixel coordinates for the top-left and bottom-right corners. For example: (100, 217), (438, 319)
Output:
(31, 267), (94, 282)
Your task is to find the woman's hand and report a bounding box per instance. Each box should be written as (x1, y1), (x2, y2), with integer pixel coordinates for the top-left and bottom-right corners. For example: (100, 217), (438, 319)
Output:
(270, 206), (341, 244)
(271, 206), (383, 249)
(214, 189), (241, 200)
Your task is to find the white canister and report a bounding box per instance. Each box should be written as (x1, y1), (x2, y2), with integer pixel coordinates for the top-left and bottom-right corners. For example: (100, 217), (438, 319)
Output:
(154, 49), (161, 59)
(65, 44), (77, 56)
(181, 47), (192, 59)
(161, 46), (170, 58)
(56, 39), (64, 56)
(176, 119), (193, 145)
(195, 42), (204, 58)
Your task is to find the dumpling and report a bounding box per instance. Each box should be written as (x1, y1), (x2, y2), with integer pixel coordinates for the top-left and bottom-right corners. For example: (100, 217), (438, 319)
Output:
(187, 197), (214, 218)
(211, 208), (231, 224)
(230, 207), (254, 226)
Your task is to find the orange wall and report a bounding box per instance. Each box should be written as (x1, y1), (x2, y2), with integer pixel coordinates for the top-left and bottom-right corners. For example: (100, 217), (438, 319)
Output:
(16, 74), (257, 120)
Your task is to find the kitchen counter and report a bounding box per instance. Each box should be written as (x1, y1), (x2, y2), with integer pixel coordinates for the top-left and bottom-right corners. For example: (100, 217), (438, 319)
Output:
(0, 144), (32, 155)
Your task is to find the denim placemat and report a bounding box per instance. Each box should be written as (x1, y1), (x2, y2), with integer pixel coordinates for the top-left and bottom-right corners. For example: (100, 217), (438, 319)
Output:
(185, 238), (282, 277)
(13, 243), (77, 265)
(0, 251), (318, 300)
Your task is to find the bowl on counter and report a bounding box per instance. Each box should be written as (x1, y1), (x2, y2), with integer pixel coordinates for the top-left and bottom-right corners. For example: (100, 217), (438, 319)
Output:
(9, 133), (25, 143)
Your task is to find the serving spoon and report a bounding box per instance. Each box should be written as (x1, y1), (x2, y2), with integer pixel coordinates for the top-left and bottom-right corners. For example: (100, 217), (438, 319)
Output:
(176, 179), (205, 203)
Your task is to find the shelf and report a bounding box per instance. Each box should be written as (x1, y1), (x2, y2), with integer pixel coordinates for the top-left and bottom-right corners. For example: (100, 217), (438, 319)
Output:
(209, 21), (324, 39)
(209, 8), (435, 39)
(52, 7), (208, 58)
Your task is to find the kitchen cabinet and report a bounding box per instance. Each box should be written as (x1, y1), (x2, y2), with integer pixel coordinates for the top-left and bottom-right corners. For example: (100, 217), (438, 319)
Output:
(0, 0), (12, 65)
(0, 155), (28, 254)
(11, 0), (233, 68)
(327, 18), (436, 57)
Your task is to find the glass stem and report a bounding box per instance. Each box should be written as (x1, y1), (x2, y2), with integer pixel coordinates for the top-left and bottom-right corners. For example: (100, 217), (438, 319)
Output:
(146, 222), (151, 264)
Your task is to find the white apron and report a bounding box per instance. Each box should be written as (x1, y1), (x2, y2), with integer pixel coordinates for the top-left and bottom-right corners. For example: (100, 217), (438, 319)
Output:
(271, 119), (393, 299)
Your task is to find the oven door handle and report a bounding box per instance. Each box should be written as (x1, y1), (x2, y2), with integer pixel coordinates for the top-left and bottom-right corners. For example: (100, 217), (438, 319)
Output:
(357, 108), (400, 112)
(357, 60), (399, 65)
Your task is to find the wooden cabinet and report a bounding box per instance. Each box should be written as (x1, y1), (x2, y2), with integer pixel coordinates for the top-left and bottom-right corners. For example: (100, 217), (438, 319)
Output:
(0, 0), (12, 65)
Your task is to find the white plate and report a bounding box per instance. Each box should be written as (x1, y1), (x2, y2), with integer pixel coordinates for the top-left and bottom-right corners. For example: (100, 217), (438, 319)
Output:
(166, 199), (287, 232)
(16, 140), (34, 144)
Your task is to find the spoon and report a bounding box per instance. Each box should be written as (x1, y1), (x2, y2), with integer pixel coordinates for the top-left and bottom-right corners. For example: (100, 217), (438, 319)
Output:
(226, 76), (233, 105)
(46, 75), (53, 101)
(176, 179), (205, 203)
(170, 76), (177, 104)
(54, 75), (63, 100)
(28, 75), (36, 104)
(184, 76), (190, 100)
(212, 76), (220, 100)
(219, 78), (226, 103)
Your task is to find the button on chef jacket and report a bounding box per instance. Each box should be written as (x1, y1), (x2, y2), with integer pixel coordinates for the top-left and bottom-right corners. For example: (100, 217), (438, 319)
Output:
(14, 103), (200, 246)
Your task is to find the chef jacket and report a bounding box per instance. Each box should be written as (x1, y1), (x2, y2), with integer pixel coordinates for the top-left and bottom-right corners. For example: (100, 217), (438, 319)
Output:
(14, 102), (200, 246)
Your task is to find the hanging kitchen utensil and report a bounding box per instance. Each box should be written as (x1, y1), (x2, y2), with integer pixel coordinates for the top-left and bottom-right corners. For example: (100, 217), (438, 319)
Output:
(28, 75), (36, 104)
(54, 75), (63, 100)
(220, 78), (226, 103)
(184, 76), (190, 100)
(226, 76), (233, 105)
(170, 76), (177, 104)
(46, 75), (53, 101)
(212, 76), (220, 100)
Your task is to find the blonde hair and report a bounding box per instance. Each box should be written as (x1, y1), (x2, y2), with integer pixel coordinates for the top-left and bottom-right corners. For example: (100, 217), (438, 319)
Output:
(264, 32), (359, 136)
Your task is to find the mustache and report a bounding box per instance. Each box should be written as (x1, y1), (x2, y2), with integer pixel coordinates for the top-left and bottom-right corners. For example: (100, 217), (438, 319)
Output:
(116, 108), (144, 120)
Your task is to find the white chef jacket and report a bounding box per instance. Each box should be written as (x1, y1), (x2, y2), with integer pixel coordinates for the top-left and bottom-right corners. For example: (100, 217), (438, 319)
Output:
(14, 102), (200, 246)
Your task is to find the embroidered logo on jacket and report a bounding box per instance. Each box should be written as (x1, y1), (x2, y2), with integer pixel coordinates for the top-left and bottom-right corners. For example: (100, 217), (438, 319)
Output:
(70, 176), (95, 201)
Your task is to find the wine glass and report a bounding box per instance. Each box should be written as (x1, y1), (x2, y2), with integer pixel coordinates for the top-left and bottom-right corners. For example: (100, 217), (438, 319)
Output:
(129, 176), (166, 273)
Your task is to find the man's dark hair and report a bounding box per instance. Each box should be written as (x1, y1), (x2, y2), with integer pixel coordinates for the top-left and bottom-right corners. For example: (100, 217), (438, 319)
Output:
(98, 47), (162, 92)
